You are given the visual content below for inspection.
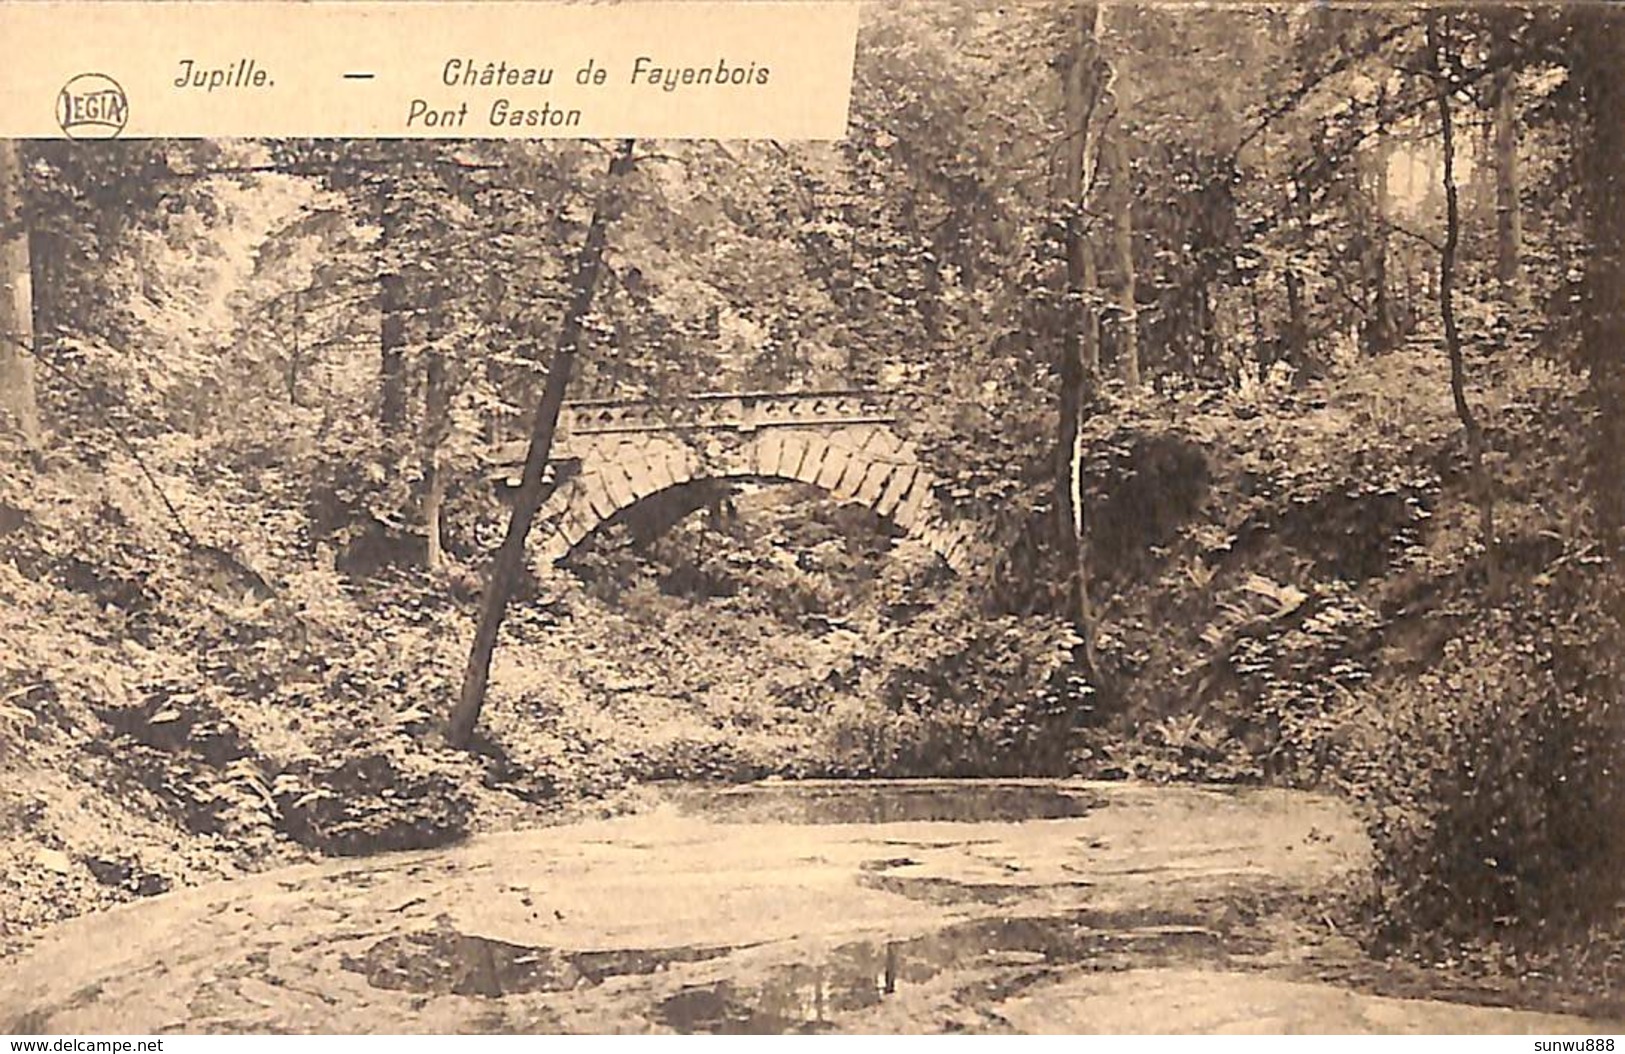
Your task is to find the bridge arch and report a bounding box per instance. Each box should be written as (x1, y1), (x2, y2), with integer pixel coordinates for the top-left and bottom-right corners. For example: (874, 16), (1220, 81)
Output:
(526, 392), (976, 573)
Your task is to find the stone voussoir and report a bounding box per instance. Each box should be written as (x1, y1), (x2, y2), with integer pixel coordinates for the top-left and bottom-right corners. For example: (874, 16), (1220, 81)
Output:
(521, 393), (986, 569)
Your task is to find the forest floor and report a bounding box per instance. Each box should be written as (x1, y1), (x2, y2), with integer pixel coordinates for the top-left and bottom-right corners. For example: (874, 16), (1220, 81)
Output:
(3, 780), (1620, 1034)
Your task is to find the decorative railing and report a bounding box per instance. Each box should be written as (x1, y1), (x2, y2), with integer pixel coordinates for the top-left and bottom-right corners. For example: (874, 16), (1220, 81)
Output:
(560, 389), (900, 435)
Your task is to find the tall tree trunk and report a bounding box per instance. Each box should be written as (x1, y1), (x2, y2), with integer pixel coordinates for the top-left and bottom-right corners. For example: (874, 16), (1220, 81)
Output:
(28, 227), (61, 352)
(1250, 286), (1268, 371)
(447, 141), (636, 750)
(421, 349), (450, 571)
(1107, 133), (1139, 386)
(1395, 245), (1413, 334)
(1576, 10), (1625, 553)
(1197, 282), (1216, 366)
(0, 140), (40, 453)
(1284, 267), (1306, 366)
(1056, 2), (1107, 677)
(1080, 238), (1100, 375)
(1431, 14), (1500, 597)
(1492, 66), (1526, 311)
(1369, 237), (1397, 352)
(1284, 174), (1311, 368)
(377, 179), (408, 427)
(1370, 94), (1399, 351)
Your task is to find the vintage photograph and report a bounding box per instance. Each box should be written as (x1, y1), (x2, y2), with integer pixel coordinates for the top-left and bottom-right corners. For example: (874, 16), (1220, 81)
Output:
(2, 0), (1625, 1036)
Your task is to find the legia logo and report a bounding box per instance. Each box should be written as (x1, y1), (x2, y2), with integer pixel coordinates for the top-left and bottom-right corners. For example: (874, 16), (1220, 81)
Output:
(57, 73), (128, 139)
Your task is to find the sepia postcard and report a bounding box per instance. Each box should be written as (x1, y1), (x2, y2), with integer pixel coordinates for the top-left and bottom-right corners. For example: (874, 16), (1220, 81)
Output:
(1, 0), (1623, 1040)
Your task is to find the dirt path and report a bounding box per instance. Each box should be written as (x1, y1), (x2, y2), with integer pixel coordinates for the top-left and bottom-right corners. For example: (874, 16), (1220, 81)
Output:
(2, 781), (1619, 1034)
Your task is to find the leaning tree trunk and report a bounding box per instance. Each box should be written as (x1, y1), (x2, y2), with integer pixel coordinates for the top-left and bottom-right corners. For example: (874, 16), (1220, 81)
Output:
(1431, 14), (1500, 597)
(1056, 2), (1108, 677)
(447, 141), (636, 750)
(1492, 66), (1526, 312)
(0, 140), (40, 453)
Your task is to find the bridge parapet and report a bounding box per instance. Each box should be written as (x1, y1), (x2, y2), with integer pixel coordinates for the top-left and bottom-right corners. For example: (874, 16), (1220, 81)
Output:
(562, 389), (900, 437)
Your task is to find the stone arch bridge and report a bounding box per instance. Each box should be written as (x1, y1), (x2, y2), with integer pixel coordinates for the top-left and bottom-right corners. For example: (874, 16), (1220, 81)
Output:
(494, 390), (978, 573)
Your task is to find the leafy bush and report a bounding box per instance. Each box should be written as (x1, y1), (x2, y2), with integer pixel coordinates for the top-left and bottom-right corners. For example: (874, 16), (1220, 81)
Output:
(275, 744), (475, 857)
(854, 604), (1091, 777)
(1343, 567), (1625, 952)
(1207, 577), (1383, 783)
(1084, 427), (1212, 583)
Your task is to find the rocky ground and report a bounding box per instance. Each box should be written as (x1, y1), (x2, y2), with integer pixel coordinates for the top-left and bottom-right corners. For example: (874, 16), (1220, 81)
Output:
(2, 781), (1621, 1035)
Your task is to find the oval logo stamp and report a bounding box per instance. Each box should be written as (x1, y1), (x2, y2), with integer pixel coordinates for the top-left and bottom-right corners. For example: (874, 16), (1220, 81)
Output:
(56, 73), (128, 139)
